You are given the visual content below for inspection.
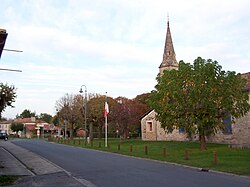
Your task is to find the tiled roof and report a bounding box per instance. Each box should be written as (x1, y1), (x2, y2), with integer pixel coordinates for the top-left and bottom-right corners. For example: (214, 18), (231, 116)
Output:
(43, 124), (50, 131)
(0, 120), (13, 124)
(53, 126), (61, 131)
(241, 72), (250, 90)
(25, 124), (52, 131)
(25, 124), (36, 131)
(15, 118), (46, 124)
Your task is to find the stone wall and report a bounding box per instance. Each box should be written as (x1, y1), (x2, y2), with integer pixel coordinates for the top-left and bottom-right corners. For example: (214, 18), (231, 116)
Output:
(207, 112), (250, 148)
(141, 110), (190, 141)
(141, 110), (250, 148)
(141, 110), (157, 141)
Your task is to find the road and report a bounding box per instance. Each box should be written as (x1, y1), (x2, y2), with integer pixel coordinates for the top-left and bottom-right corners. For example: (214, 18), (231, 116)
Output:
(12, 140), (250, 187)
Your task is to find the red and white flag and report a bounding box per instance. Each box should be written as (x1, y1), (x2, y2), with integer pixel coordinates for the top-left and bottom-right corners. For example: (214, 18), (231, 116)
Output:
(104, 97), (109, 118)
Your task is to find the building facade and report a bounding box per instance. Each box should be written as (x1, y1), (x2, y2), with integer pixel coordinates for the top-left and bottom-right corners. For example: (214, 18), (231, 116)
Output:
(141, 20), (250, 148)
(0, 120), (13, 134)
(15, 117), (50, 138)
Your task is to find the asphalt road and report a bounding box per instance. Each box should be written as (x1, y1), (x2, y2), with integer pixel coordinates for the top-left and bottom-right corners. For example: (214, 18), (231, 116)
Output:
(12, 140), (250, 187)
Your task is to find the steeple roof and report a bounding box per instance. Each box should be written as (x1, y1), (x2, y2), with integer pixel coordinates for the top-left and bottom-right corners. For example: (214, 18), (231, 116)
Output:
(159, 21), (178, 71)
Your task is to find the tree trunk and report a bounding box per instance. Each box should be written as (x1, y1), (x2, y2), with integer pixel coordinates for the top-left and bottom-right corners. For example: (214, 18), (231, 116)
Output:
(89, 122), (93, 141)
(124, 128), (128, 139)
(70, 123), (73, 140)
(199, 133), (207, 151)
(98, 125), (102, 140)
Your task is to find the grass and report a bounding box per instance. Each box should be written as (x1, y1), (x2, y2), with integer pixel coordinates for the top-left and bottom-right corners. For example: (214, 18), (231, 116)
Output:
(49, 137), (250, 176)
(0, 175), (19, 186)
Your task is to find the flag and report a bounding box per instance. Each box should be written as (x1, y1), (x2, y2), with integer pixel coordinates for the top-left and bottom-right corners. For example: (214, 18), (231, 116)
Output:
(104, 96), (109, 117)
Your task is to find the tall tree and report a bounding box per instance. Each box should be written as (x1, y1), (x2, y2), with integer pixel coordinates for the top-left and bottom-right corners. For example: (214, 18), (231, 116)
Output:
(51, 114), (59, 126)
(149, 57), (250, 150)
(134, 93), (151, 108)
(0, 83), (16, 119)
(17, 109), (36, 119)
(87, 94), (116, 140)
(55, 94), (83, 140)
(11, 122), (23, 136)
(38, 113), (52, 124)
(112, 96), (149, 139)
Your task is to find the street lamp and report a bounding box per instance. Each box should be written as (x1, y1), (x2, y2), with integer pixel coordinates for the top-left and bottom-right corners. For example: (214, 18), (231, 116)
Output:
(79, 85), (87, 144)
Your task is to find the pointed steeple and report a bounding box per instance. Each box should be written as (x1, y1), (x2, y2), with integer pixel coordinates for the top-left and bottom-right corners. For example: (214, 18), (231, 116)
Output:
(159, 19), (178, 75)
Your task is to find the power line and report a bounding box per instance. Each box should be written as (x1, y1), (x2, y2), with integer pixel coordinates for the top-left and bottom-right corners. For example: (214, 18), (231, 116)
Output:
(3, 49), (23, 52)
(0, 68), (22, 72)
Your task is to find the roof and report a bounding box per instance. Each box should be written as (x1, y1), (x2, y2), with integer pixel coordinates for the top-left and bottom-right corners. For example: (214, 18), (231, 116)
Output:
(25, 124), (36, 131)
(25, 124), (52, 131)
(241, 72), (250, 91)
(15, 117), (46, 124)
(0, 120), (13, 124)
(159, 21), (178, 69)
(43, 124), (51, 131)
(140, 109), (155, 121)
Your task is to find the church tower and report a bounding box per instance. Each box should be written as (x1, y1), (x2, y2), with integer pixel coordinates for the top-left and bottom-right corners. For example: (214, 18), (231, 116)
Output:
(159, 20), (178, 75)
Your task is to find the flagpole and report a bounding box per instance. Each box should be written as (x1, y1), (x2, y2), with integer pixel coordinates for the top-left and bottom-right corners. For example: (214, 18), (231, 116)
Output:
(105, 92), (108, 147)
(105, 113), (108, 147)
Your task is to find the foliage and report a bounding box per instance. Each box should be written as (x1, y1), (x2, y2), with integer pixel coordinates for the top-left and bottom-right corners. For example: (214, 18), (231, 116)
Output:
(0, 176), (19, 186)
(53, 92), (158, 140)
(11, 122), (24, 134)
(56, 94), (83, 139)
(0, 117), (7, 121)
(52, 114), (59, 125)
(0, 83), (16, 119)
(16, 109), (36, 119)
(38, 113), (52, 123)
(111, 96), (150, 139)
(87, 94), (117, 139)
(133, 93), (151, 109)
(149, 57), (250, 150)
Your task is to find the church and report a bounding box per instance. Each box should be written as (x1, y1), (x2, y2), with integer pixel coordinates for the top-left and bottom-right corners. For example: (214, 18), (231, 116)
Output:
(141, 20), (250, 148)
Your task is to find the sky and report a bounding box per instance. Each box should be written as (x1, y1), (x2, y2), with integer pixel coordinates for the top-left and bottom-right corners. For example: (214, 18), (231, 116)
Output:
(1, 0), (250, 119)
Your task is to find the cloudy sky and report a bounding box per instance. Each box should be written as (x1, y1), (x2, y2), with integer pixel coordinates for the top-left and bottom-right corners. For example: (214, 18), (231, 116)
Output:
(1, 0), (250, 119)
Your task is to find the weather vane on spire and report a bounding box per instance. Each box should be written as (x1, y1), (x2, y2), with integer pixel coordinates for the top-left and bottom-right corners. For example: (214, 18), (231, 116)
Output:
(167, 12), (170, 26)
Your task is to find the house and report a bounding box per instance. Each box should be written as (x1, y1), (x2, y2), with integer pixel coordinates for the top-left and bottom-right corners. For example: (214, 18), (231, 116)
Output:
(0, 120), (14, 135)
(141, 20), (250, 148)
(15, 117), (50, 138)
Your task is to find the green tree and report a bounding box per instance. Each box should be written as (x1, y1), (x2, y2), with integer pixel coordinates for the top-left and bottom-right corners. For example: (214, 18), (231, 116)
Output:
(52, 114), (59, 126)
(17, 109), (36, 119)
(10, 122), (23, 136)
(39, 113), (52, 123)
(87, 94), (117, 140)
(149, 57), (250, 150)
(134, 93), (151, 109)
(0, 83), (16, 119)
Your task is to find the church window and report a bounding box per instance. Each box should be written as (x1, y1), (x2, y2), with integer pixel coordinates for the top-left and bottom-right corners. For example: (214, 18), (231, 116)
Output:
(179, 127), (185, 133)
(222, 113), (232, 134)
(147, 121), (153, 132)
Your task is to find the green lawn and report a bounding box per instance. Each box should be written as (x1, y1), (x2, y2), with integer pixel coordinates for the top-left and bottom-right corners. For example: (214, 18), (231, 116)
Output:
(49, 138), (250, 176)
(0, 176), (19, 186)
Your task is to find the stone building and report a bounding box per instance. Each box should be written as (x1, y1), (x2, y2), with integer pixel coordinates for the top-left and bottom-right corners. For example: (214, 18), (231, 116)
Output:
(15, 117), (50, 138)
(141, 20), (250, 148)
(0, 120), (14, 134)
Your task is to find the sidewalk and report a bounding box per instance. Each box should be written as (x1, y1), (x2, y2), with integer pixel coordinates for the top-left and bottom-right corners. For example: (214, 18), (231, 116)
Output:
(0, 140), (87, 187)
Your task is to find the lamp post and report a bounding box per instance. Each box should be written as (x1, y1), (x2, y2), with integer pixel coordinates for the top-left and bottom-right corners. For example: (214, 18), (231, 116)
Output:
(79, 85), (87, 144)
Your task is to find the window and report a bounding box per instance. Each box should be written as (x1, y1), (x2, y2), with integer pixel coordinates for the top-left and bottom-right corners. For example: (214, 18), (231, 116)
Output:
(223, 114), (232, 134)
(147, 121), (153, 132)
(179, 127), (185, 133)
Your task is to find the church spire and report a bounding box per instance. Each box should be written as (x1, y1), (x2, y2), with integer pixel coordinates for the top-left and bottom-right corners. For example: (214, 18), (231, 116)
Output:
(159, 19), (178, 75)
